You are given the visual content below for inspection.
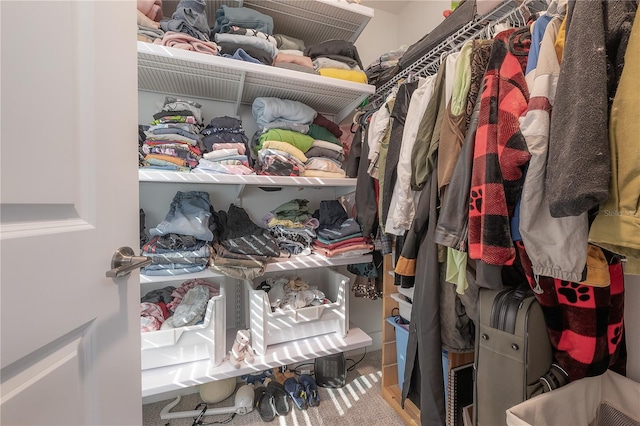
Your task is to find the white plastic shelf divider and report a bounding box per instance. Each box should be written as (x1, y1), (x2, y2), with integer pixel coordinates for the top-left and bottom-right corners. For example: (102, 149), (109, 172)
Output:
(141, 324), (372, 402)
(160, 0), (373, 46)
(137, 41), (374, 123)
(140, 253), (373, 284)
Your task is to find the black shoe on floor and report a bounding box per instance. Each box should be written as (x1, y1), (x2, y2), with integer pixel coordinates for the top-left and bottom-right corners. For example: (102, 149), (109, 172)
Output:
(266, 380), (291, 416)
(254, 385), (276, 422)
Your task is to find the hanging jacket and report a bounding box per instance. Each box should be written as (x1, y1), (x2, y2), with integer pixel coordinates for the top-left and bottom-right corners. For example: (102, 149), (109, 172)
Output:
(468, 27), (531, 266)
(519, 17), (589, 282)
(589, 9), (640, 275)
(380, 81), (418, 230)
(433, 94), (481, 251)
(546, 0), (637, 217)
(410, 60), (448, 191)
(399, 173), (447, 426)
(433, 39), (492, 249)
(353, 112), (379, 238)
(386, 75), (437, 236)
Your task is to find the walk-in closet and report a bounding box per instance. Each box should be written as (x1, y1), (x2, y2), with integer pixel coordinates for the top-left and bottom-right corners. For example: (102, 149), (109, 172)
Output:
(1, 1), (639, 425)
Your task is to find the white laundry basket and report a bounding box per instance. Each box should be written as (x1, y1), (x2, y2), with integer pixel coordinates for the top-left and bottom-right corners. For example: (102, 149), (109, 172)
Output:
(506, 370), (640, 426)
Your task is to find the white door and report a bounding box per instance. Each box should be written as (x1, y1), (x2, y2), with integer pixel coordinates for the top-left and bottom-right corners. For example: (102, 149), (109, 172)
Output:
(0, 1), (141, 425)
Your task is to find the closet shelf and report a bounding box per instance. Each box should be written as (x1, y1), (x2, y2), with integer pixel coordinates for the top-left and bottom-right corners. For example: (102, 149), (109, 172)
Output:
(139, 169), (358, 187)
(142, 324), (371, 401)
(137, 41), (375, 123)
(139, 253), (373, 284)
(161, 0), (373, 47)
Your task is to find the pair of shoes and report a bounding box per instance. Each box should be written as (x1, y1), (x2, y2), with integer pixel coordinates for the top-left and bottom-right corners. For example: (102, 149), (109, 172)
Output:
(254, 381), (292, 422)
(254, 385), (275, 422)
(299, 374), (320, 407)
(283, 377), (308, 410)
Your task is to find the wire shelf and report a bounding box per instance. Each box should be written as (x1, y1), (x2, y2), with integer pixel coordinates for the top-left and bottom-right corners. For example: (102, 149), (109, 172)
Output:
(370, 0), (548, 106)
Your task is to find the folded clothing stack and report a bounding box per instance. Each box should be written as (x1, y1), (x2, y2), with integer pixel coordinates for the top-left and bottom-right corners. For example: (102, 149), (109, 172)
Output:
(160, 0), (211, 42)
(211, 6), (276, 64)
(252, 97), (318, 176)
(304, 40), (367, 83)
(364, 45), (407, 88)
(210, 204), (281, 279)
(142, 191), (216, 276)
(263, 199), (319, 256)
(311, 200), (372, 258)
(140, 97), (204, 172)
(195, 116), (253, 175)
(302, 114), (347, 178)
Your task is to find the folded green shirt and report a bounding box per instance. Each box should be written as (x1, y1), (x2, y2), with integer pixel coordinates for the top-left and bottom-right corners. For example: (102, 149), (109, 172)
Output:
(258, 129), (314, 152)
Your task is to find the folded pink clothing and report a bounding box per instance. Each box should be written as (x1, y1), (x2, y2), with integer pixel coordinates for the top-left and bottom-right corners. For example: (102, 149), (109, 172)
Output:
(137, 0), (162, 21)
(274, 53), (314, 69)
(312, 243), (374, 258)
(208, 143), (246, 154)
(154, 32), (219, 56)
(141, 302), (165, 332)
(312, 236), (370, 250)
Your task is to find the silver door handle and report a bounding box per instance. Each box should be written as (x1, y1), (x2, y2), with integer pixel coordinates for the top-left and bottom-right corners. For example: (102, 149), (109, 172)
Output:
(106, 246), (151, 278)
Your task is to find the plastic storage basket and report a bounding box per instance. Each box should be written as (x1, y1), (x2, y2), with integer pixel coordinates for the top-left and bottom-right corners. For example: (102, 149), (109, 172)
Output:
(140, 281), (226, 370)
(506, 370), (640, 426)
(386, 316), (409, 390)
(246, 268), (349, 356)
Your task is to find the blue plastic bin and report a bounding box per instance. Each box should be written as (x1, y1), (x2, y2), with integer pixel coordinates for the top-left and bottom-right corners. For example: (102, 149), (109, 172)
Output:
(386, 316), (409, 390)
(386, 316), (449, 395)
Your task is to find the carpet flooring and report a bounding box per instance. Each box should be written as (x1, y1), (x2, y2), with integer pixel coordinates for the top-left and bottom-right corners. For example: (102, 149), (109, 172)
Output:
(143, 350), (405, 426)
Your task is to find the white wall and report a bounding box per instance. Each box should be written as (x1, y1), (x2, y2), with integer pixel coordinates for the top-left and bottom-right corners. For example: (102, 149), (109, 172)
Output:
(355, 8), (399, 69)
(625, 274), (640, 382)
(397, 1), (450, 47)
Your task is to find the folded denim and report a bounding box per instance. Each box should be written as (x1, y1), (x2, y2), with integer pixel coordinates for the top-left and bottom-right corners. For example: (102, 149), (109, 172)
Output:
(143, 234), (207, 253)
(141, 264), (207, 276)
(145, 255), (209, 266)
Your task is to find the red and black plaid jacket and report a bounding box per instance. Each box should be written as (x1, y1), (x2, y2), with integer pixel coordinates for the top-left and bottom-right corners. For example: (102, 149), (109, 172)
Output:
(468, 28), (531, 266)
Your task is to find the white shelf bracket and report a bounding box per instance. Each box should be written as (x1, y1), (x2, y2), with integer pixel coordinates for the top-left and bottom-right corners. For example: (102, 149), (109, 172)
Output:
(234, 184), (246, 207)
(234, 71), (247, 118)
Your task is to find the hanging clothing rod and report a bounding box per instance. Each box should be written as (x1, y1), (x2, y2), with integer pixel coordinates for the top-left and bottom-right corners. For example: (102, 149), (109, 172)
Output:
(370, 0), (548, 106)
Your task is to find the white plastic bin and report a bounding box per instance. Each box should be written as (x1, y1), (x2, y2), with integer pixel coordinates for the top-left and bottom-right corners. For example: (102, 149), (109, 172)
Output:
(390, 292), (412, 322)
(246, 268), (349, 356)
(140, 281), (226, 370)
(506, 370), (640, 426)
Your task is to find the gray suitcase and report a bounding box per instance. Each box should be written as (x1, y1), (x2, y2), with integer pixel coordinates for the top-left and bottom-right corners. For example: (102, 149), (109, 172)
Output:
(473, 286), (553, 426)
